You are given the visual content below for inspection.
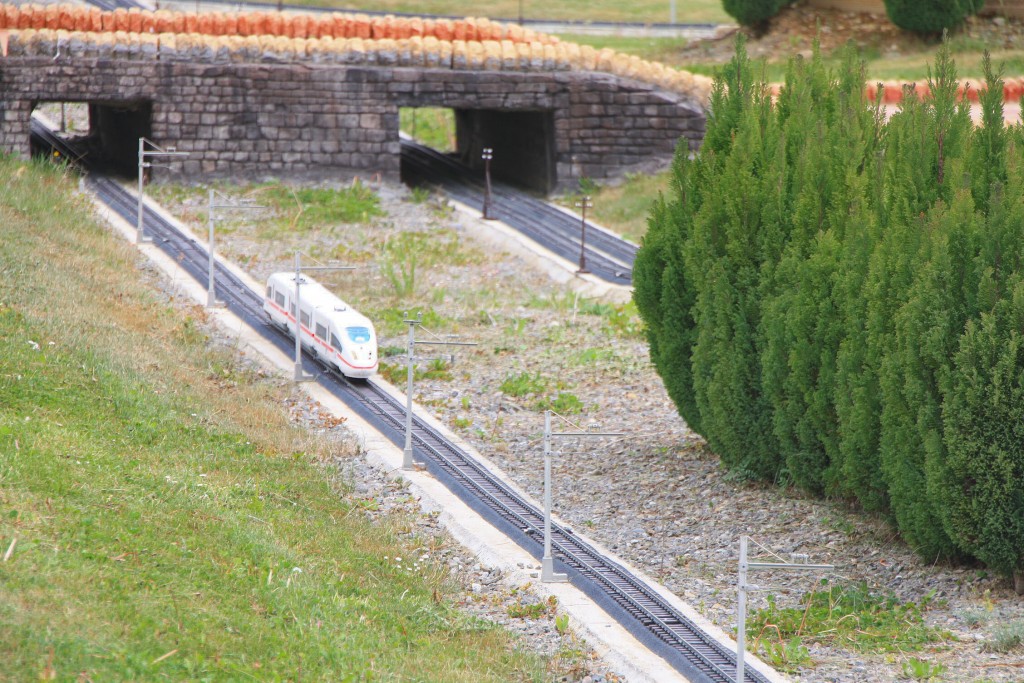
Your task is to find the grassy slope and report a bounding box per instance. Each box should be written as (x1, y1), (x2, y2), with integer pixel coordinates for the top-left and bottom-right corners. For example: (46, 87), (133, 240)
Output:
(0, 157), (548, 681)
(285, 0), (729, 24)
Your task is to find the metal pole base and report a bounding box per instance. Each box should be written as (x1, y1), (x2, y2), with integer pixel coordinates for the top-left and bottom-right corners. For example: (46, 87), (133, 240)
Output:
(576, 268), (590, 275)
(402, 447), (415, 471)
(293, 363), (314, 382)
(137, 234), (154, 244)
(541, 557), (568, 583)
(206, 296), (226, 308)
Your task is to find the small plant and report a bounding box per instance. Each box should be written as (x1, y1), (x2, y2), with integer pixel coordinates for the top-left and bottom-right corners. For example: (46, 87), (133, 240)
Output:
(380, 238), (417, 298)
(536, 392), (584, 415)
(983, 620), (1024, 653)
(452, 417), (472, 429)
(901, 657), (947, 680)
(421, 358), (452, 381)
(575, 347), (616, 365)
(376, 361), (403, 384)
(500, 371), (547, 397)
(508, 602), (548, 619)
(375, 307), (452, 338)
(379, 345), (405, 358)
(505, 317), (528, 336)
(754, 635), (811, 674)
(555, 613), (570, 635)
(409, 186), (432, 204)
(577, 176), (598, 196)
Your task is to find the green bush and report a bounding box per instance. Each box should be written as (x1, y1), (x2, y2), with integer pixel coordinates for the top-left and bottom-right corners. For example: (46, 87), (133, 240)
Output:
(940, 304), (1024, 585)
(721, 0), (784, 30)
(635, 38), (1024, 580)
(883, 0), (984, 34)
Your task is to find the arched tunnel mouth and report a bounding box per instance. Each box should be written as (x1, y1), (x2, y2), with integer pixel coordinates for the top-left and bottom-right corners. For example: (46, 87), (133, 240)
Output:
(400, 106), (557, 196)
(31, 99), (152, 178)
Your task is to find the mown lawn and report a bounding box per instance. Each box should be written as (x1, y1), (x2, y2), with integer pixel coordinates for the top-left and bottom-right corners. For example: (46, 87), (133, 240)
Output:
(0, 156), (551, 681)
(284, 0), (729, 24)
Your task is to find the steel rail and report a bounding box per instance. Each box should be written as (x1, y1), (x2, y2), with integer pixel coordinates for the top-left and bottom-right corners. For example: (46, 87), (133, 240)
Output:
(31, 120), (771, 683)
(401, 139), (637, 269)
(400, 140), (636, 286)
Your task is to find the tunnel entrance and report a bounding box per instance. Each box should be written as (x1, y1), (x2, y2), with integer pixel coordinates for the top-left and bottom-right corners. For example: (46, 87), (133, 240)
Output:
(454, 109), (556, 195)
(31, 99), (151, 177)
(399, 106), (557, 196)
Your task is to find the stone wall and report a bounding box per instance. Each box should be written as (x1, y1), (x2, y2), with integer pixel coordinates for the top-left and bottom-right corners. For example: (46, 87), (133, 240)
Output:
(0, 56), (704, 188)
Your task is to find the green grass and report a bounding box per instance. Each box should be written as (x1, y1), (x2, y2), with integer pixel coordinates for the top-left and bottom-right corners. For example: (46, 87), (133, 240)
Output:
(253, 180), (385, 232)
(151, 180), (385, 240)
(535, 392), (584, 415)
(0, 155), (556, 682)
(747, 581), (951, 658)
(558, 33), (695, 64)
(499, 371), (547, 397)
(401, 107), (457, 153)
(283, 0), (730, 24)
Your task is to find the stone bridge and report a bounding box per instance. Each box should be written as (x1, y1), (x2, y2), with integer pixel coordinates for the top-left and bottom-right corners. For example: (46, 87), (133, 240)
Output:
(0, 6), (709, 192)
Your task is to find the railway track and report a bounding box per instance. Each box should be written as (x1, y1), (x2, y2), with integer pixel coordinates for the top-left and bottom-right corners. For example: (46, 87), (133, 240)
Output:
(401, 139), (636, 287)
(31, 119), (772, 683)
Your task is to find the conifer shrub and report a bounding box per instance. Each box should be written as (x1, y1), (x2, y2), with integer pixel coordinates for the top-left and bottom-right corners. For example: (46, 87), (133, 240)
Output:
(940, 304), (1024, 589)
(635, 37), (1024, 580)
(722, 0), (784, 31)
(883, 0), (984, 34)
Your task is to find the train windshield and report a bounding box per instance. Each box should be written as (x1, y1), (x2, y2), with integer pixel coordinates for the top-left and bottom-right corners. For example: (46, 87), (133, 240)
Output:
(346, 326), (372, 344)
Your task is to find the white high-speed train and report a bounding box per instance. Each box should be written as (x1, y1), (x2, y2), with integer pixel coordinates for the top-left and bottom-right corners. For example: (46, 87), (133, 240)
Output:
(264, 272), (378, 379)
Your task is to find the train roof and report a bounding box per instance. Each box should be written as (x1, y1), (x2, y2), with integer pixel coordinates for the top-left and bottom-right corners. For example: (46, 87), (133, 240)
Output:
(267, 272), (374, 328)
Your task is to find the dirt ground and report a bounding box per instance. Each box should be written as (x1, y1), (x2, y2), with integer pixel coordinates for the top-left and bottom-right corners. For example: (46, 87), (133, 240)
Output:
(677, 1), (1024, 70)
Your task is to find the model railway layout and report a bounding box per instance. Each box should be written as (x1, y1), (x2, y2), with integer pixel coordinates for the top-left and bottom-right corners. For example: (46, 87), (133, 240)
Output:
(401, 138), (637, 287)
(31, 118), (772, 683)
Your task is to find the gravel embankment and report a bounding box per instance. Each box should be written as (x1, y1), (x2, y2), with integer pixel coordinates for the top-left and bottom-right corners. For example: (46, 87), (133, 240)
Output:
(152, 179), (1024, 683)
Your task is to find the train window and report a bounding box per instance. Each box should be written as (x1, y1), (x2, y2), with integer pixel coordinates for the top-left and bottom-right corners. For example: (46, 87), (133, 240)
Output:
(300, 310), (310, 327)
(266, 285), (272, 298)
(316, 323), (327, 339)
(290, 302), (295, 316)
(346, 326), (372, 344)
(331, 332), (342, 348)
(275, 291), (285, 307)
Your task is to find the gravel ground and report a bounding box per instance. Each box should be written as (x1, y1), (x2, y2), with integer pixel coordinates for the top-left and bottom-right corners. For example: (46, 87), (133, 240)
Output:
(145, 177), (1024, 683)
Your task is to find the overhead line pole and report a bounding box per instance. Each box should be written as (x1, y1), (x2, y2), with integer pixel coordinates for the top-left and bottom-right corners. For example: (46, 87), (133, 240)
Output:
(137, 137), (188, 244)
(402, 317), (476, 470)
(542, 411), (621, 582)
(207, 189), (264, 308)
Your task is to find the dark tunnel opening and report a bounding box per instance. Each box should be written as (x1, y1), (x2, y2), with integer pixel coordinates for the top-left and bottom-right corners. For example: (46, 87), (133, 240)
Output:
(31, 99), (152, 178)
(399, 106), (557, 196)
(454, 109), (556, 195)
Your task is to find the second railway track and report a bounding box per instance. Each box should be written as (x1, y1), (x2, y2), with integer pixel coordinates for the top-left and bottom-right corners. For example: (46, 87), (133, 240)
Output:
(32, 118), (773, 683)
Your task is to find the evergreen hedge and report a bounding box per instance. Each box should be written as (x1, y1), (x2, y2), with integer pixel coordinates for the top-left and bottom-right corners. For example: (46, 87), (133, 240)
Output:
(635, 42), (1024, 587)
(883, 0), (984, 34)
(721, 0), (785, 30)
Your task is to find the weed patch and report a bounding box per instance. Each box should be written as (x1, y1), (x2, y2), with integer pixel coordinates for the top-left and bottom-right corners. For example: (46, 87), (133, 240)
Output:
(748, 581), (950, 658)
(500, 371), (547, 397)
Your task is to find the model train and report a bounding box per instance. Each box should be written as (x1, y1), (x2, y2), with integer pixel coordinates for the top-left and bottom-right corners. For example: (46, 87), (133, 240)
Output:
(264, 272), (378, 379)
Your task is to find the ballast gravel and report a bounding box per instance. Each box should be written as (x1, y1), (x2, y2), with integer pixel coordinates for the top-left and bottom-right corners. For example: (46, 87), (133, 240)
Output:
(148, 178), (1024, 683)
